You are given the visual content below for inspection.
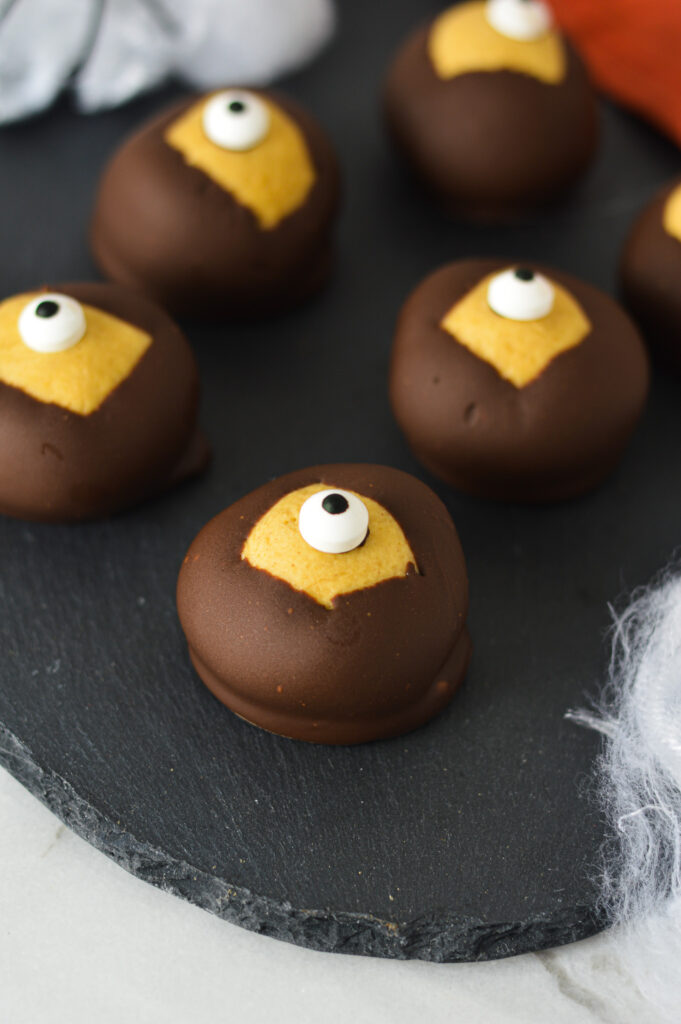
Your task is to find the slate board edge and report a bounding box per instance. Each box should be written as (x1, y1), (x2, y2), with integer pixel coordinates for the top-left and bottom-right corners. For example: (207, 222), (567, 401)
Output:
(0, 722), (607, 962)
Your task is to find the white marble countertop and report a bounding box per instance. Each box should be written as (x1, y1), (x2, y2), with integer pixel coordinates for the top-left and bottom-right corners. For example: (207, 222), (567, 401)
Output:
(0, 767), (659, 1024)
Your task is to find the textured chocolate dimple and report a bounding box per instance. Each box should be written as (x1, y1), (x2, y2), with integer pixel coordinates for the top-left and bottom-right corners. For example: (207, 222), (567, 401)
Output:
(91, 89), (341, 318)
(383, 23), (597, 220)
(621, 179), (681, 374)
(177, 464), (471, 745)
(0, 282), (209, 522)
(389, 259), (649, 502)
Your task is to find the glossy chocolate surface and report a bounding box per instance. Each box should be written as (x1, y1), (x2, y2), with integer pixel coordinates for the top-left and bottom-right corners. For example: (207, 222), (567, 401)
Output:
(383, 24), (598, 220)
(389, 259), (649, 501)
(621, 179), (681, 374)
(177, 464), (470, 744)
(91, 91), (341, 317)
(0, 282), (208, 521)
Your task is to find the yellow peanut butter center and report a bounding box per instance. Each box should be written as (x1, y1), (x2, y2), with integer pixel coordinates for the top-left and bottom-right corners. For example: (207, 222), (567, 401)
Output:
(441, 273), (591, 388)
(242, 484), (418, 609)
(0, 293), (151, 415)
(164, 94), (316, 230)
(663, 183), (681, 242)
(428, 1), (566, 85)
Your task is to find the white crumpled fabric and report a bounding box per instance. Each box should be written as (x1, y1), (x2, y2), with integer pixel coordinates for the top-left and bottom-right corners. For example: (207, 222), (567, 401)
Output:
(0, 0), (335, 124)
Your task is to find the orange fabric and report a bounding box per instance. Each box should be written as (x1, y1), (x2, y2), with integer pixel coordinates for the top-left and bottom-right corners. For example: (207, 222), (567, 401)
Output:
(549, 0), (681, 144)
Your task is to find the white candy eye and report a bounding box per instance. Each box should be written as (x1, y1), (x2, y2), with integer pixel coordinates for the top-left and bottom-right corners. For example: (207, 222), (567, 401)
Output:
(299, 489), (369, 554)
(18, 293), (86, 353)
(487, 267), (555, 321)
(485, 0), (553, 41)
(202, 90), (270, 151)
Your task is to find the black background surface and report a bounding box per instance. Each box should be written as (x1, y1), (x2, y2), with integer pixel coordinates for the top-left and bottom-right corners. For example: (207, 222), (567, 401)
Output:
(0, 1), (679, 961)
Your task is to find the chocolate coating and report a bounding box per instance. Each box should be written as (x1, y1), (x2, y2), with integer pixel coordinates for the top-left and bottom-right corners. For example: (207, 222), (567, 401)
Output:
(620, 179), (681, 373)
(0, 282), (208, 522)
(91, 90), (341, 318)
(177, 464), (471, 745)
(383, 24), (598, 220)
(389, 259), (649, 502)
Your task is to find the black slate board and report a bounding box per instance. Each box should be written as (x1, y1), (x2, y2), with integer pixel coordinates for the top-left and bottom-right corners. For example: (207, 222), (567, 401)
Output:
(0, 0), (680, 963)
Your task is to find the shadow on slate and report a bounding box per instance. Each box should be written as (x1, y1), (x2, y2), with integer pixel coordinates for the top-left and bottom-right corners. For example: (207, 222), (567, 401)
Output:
(0, 0), (680, 962)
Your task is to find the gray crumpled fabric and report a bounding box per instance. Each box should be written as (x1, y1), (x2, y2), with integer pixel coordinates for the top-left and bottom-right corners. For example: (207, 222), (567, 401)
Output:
(0, 0), (335, 124)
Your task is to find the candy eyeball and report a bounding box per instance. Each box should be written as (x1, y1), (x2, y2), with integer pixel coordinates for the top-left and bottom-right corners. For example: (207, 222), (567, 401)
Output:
(487, 267), (555, 321)
(299, 489), (370, 554)
(202, 90), (270, 152)
(485, 0), (553, 41)
(18, 293), (87, 353)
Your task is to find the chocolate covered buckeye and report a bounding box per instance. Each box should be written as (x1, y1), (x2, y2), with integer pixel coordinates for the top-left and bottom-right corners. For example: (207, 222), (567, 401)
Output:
(621, 178), (681, 374)
(0, 282), (208, 521)
(389, 260), (649, 502)
(383, 0), (598, 220)
(91, 88), (341, 317)
(177, 464), (471, 745)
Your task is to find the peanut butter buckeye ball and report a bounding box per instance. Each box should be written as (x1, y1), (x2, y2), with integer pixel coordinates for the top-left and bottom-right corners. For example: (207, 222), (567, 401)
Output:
(177, 464), (471, 745)
(383, 0), (597, 220)
(91, 88), (340, 317)
(0, 282), (208, 521)
(621, 178), (681, 374)
(389, 260), (649, 502)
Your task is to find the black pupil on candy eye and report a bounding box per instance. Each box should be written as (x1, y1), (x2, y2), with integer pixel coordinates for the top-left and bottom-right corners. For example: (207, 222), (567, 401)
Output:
(514, 267), (535, 282)
(322, 493), (349, 515)
(228, 100), (246, 114)
(35, 300), (59, 318)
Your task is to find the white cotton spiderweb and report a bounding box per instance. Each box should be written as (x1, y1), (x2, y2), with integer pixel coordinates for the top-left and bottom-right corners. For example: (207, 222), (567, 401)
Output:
(567, 571), (681, 1023)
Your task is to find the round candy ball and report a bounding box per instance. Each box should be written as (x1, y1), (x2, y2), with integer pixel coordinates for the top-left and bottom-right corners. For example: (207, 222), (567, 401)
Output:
(621, 177), (681, 374)
(0, 282), (208, 521)
(177, 464), (471, 744)
(91, 88), (341, 318)
(383, 0), (598, 220)
(389, 259), (649, 502)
